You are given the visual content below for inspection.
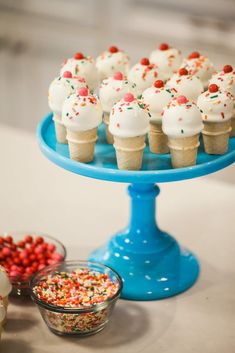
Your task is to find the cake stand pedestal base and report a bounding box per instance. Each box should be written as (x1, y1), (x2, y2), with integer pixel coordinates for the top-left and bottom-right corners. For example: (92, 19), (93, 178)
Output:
(89, 183), (200, 300)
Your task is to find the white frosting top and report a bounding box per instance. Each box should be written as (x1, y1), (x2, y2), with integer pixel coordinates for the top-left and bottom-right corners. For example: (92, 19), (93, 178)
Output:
(162, 96), (203, 138)
(141, 82), (174, 123)
(197, 86), (234, 123)
(0, 303), (6, 322)
(149, 45), (182, 81)
(128, 60), (160, 97)
(99, 74), (134, 113)
(62, 88), (103, 132)
(96, 47), (130, 82)
(60, 55), (98, 90)
(109, 93), (149, 138)
(48, 75), (87, 116)
(181, 53), (215, 88)
(209, 67), (235, 96)
(167, 70), (204, 102)
(0, 266), (12, 297)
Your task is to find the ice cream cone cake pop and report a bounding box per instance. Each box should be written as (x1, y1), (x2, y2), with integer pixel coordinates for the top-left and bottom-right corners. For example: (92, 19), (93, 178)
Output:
(167, 68), (204, 102)
(150, 43), (182, 81)
(109, 93), (149, 170)
(162, 95), (203, 168)
(128, 58), (160, 97)
(61, 52), (98, 91)
(0, 266), (12, 325)
(142, 80), (174, 153)
(62, 87), (103, 162)
(197, 84), (234, 154)
(99, 72), (135, 144)
(180, 51), (215, 89)
(48, 71), (88, 143)
(0, 303), (6, 339)
(96, 46), (130, 82)
(209, 65), (235, 136)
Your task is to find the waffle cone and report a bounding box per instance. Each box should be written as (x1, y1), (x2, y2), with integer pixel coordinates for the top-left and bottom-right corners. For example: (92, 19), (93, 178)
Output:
(202, 120), (231, 154)
(168, 134), (200, 168)
(230, 115), (235, 137)
(148, 122), (169, 154)
(113, 135), (146, 170)
(66, 128), (98, 163)
(53, 113), (67, 144)
(103, 112), (114, 144)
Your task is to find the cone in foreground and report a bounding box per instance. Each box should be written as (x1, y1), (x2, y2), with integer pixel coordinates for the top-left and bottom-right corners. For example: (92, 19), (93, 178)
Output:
(202, 120), (231, 154)
(103, 112), (114, 144)
(114, 135), (146, 170)
(66, 128), (98, 162)
(168, 134), (200, 168)
(53, 114), (67, 144)
(0, 304), (5, 339)
(197, 84), (234, 155)
(62, 87), (103, 163)
(109, 93), (149, 170)
(162, 95), (203, 168)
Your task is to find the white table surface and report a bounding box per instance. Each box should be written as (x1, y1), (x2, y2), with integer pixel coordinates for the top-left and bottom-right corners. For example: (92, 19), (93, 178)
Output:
(1, 124), (235, 353)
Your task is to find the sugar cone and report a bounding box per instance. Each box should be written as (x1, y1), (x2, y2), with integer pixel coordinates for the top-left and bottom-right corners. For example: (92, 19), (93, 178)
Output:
(66, 128), (98, 162)
(230, 115), (235, 137)
(168, 134), (200, 168)
(53, 113), (67, 144)
(113, 135), (146, 170)
(148, 122), (169, 154)
(103, 112), (114, 144)
(202, 120), (231, 154)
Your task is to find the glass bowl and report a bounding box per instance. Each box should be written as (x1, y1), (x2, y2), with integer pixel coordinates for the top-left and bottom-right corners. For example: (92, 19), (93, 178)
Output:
(29, 261), (123, 336)
(0, 231), (66, 296)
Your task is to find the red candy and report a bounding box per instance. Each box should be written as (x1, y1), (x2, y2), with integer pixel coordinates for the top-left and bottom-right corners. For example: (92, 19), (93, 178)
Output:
(113, 72), (123, 80)
(177, 95), (188, 104)
(209, 84), (219, 93)
(179, 68), (188, 76)
(73, 52), (84, 60)
(154, 80), (164, 88)
(63, 71), (72, 79)
(78, 87), (89, 96)
(124, 93), (134, 103)
(223, 65), (233, 73)
(140, 57), (150, 66)
(0, 234), (64, 282)
(188, 51), (200, 59)
(109, 46), (119, 53)
(159, 43), (169, 51)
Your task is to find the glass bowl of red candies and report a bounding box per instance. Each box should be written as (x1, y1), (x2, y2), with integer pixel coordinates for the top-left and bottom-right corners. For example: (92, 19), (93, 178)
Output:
(0, 231), (66, 296)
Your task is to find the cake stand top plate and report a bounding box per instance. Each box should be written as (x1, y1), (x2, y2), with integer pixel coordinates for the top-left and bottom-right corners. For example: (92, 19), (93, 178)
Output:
(37, 113), (235, 184)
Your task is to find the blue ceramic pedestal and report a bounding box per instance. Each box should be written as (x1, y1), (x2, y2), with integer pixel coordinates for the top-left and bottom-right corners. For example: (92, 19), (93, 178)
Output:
(89, 183), (199, 300)
(37, 114), (235, 300)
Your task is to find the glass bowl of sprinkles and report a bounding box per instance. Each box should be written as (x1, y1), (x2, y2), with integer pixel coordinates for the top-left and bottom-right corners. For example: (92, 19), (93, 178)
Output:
(29, 260), (123, 336)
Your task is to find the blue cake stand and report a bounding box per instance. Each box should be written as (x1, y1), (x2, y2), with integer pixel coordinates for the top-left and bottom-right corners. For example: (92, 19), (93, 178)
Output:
(37, 113), (235, 300)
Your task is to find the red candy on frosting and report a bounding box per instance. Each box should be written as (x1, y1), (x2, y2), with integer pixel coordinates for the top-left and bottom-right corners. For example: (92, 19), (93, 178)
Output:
(223, 65), (233, 73)
(209, 84), (219, 93)
(78, 87), (89, 96)
(188, 51), (200, 59)
(177, 95), (188, 104)
(73, 52), (84, 60)
(124, 93), (134, 102)
(154, 80), (164, 88)
(159, 43), (169, 51)
(140, 58), (150, 66)
(109, 46), (119, 53)
(113, 72), (123, 80)
(63, 71), (73, 79)
(179, 68), (188, 76)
